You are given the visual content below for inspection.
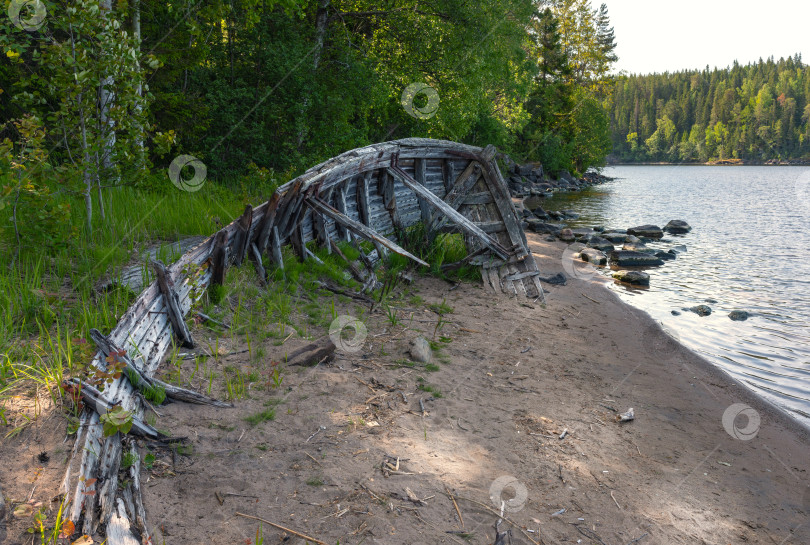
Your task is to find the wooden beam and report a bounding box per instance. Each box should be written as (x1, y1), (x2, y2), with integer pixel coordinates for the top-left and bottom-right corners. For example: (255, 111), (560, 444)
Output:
(232, 205), (253, 267)
(269, 225), (284, 270)
(387, 166), (509, 260)
(255, 193), (281, 253)
(427, 161), (482, 234)
(151, 260), (194, 348)
(334, 181), (350, 241)
(414, 158), (431, 223)
(305, 196), (428, 266)
(356, 172), (372, 226)
(210, 230), (228, 287)
(378, 170), (402, 230)
(442, 158), (456, 193)
(248, 242), (268, 287)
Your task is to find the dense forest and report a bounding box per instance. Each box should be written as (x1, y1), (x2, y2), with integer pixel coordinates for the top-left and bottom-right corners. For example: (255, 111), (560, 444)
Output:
(1, 0), (618, 247)
(607, 55), (810, 163)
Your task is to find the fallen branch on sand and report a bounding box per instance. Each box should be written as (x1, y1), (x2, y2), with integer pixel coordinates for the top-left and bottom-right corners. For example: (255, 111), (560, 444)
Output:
(235, 512), (327, 545)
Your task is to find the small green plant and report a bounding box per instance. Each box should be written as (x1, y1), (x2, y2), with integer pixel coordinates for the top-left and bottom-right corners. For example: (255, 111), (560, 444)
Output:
(144, 451), (156, 470)
(428, 298), (454, 315)
(384, 304), (400, 326)
(417, 383), (443, 398)
(306, 476), (324, 486)
(424, 363), (440, 372)
(121, 451), (137, 470)
(100, 405), (134, 436)
(245, 408), (275, 426)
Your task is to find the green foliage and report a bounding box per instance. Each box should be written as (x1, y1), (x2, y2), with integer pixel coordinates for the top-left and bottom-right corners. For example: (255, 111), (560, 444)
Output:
(607, 55), (810, 162)
(245, 408), (276, 426)
(100, 405), (134, 436)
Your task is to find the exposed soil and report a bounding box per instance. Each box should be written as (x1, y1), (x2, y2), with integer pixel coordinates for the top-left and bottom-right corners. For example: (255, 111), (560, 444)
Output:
(2, 232), (809, 545)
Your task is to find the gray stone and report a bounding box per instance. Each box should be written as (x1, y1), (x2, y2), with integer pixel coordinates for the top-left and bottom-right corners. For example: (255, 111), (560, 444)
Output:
(602, 231), (629, 243)
(612, 270), (650, 285)
(526, 219), (561, 235)
(671, 245), (687, 253)
(689, 305), (712, 317)
(580, 248), (607, 265)
(559, 228), (575, 242)
(410, 336), (432, 363)
(610, 251), (665, 266)
(623, 241), (656, 254)
(728, 310), (750, 321)
(655, 250), (676, 261)
(671, 310), (681, 316)
(663, 219), (692, 234)
(627, 224), (664, 239)
(587, 236), (615, 253)
(567, 242), (587, 254)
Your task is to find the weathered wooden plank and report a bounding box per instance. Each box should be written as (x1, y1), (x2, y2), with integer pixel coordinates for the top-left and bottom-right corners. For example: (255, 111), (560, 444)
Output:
(462, 192), (495, 205)
(413, 158), (432, 223)
(305, 196), (428, 266)
(334, 182), (350, 241)
(356, 172), (372, 226)
(481, 159), (528, 252)
(152, 260), (194, 348)
(232, 205), (253, 267)
(269, 225), (284, 270)
(248, 242), (268, 287)
(378, 170), (403, 230)
(255, 193), (281, 253)
(210, 230), (228, 286)
(387, 166), (510, 260)
(427, 161), (482, 234)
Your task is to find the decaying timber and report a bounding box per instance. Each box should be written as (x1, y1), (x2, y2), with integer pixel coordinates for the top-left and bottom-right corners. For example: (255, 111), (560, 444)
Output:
(61, 138), (548, 544)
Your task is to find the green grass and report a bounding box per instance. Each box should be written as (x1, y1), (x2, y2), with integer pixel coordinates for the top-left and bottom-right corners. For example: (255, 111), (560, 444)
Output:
(417, 383), (443, 398)
(245, 408), (276, 426)
(306, 476), (324, 486)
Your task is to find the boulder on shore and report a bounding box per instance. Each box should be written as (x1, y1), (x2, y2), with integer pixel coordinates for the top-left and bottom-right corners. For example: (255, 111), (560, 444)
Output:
(627, 224), (664, 239)
(610, 250), (665, 266)
(622, 241), (655, 254)
(587, 236), (615, 253)
(655, 250), (676, 261)
(613, 270), (650, 285)
(664, 219), (692, 234)
(525, 219), (561, 235)
(559, 228), (575, 242)
(580, 248), (607, 265)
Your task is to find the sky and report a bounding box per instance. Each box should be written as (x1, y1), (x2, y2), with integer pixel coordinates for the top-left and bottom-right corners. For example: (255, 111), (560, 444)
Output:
(604, 0), (810, 75)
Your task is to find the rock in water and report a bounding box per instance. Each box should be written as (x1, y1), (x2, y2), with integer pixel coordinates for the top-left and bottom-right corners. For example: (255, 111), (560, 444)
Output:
(670, 244), (687, 253)
(627, 224), (664, 239)
(623, 241), (655, 254)
(580, 248), (607, 265)
(655, 250), (676, 261)
(663, 219), (692, 234)
(559, 228), (575, 242)
(728, 310), (749, 321)
(610, 250), (665, 266)
(689, 305), (712, 317)
(410, 336), (432, 363)
(602, 231), (630, 243)
(671, 310), (681, 316)
(612, 270), (650, 285)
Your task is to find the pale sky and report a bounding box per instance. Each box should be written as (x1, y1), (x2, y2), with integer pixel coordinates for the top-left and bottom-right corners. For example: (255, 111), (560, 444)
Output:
(604, 0), (810, 74)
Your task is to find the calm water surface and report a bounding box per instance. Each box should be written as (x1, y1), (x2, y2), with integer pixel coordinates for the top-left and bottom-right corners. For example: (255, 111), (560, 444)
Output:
(543, 165), (810, 425)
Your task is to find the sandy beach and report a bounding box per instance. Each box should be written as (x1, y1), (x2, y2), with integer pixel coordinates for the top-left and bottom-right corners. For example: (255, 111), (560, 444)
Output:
(2, 232), (809, 545)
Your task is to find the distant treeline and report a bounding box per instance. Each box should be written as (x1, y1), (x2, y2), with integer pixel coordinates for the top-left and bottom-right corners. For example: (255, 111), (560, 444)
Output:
(606, 55), (810, 163)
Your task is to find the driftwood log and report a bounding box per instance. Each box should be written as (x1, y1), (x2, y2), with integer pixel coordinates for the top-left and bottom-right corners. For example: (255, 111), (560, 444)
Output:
(61, 138), (546, 544)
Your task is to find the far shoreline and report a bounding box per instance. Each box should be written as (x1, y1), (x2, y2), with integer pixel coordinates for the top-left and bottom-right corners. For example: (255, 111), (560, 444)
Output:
(607, 161), (810, 167)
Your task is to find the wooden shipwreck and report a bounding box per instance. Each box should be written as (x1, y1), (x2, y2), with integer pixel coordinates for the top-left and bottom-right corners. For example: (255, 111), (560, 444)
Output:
(61, 138), (546, 543)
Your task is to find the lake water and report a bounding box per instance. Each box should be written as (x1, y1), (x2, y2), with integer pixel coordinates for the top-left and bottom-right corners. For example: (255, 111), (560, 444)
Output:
(542, 165), (810, 426)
